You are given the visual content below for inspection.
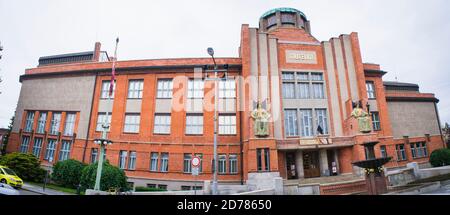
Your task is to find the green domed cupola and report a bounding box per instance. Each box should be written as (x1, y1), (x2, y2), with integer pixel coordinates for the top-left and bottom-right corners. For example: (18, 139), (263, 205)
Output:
(259, 7), (311, 33)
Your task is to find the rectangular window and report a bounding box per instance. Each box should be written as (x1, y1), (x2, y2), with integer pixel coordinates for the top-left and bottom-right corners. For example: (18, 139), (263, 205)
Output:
(128, 151), (136, 170)
(36, 112), (47, 134)
(219, 79), (236, 98)
(371, 112), (381, 131)
(183, 154), (192, 173)
(44, 139), (57, 162)
(396, 144), (407, 161)
(310, 73), (324, 81)
(58, 140), (71, 161)
(181, 186), (191, 191)
(187, 79), (204, 98)
(297, 72), (309, 81)
(32, 138), (43, 158)
(257, 149), (263, 171)
(366, 81), (376, 99)
(90, 148), (98, 164)
(49, 112), (62, 135)
(282, 83), (295, 99)
(119, 151), (128, 169)
(284, 109), (298, 137)
(422, 142), (428, 157)
(380, 145), (387, 158)
(146, 184), (156, 188)
(315, 109), (328, 135)
(63, 113), (76, 136)
(96, 113), (112, 132)
(186, 114), (203, 135)
(150, 152), (159, 172)
(411, 142), (428, 159)
(158, 184), (167, 190)
(219, 114), (236, 135)
(281, 13), (295, 24)
(267, 15), (277, 27)
(300, 109), (313, 137)
(297, 83), (310, 99)
(264, 148), (270, 171)
(160, 153), (169, 172)
(124, 114), (140, 133)
(153, 114), (171, 134)
(157, 79), (173, 98)
(24, 111), (35, 132)
(218, 154), (226, 174)
(20, 136), (30, 153)
(229, 154), (238, 174)
(128, 80), (144, 99)
(282, 72), (295, 80)
(101, 80), (115, 99)
(312, 83), (324, 99)
(410, 143), (417, 159)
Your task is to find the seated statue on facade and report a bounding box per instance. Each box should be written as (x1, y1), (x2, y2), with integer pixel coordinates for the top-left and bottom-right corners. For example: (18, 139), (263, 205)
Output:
(351, 101), (371, 133)
(251, 101), (270, 137)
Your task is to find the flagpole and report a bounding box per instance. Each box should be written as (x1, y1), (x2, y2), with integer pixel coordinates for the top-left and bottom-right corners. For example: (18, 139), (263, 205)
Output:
(94, 38), (119, 191)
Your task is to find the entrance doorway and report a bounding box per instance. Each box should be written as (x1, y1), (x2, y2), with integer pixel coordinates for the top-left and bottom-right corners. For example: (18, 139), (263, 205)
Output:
(303, 151), (320, 178)
(286, 152), (297, 179)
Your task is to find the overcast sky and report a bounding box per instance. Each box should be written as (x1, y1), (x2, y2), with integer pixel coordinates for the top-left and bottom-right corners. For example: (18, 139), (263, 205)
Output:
(0, 0), (449, 128)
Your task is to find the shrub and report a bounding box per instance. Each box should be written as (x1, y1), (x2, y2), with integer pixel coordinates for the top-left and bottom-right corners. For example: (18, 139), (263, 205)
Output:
(429, 148), (450, 167)
(0, 152), (46, 182)
(80, 161), (129, 191)
(134, 186), (166, 192)
(52, 159), (87, 188)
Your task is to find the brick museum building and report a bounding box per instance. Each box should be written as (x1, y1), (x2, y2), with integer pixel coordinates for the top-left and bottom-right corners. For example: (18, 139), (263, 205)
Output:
(6, 8), (446, 190)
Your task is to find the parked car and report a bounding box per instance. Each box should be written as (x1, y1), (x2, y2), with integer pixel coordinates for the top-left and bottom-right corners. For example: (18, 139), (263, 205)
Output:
(0, 165), (24, 189)
(0, 183), (20, 195)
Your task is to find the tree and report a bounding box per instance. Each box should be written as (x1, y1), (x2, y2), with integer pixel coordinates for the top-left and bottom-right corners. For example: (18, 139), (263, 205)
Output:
(1, 116), (14, 155)
(52, 159), (87, 188)
(429, 148), (450, 167)
(0, 152), (47, 182)
(80, 161), (129, 191)
(443, 123), (450, 148)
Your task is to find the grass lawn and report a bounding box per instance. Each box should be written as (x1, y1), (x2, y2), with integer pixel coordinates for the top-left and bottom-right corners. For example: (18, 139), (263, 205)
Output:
(26, 181), (84, 195)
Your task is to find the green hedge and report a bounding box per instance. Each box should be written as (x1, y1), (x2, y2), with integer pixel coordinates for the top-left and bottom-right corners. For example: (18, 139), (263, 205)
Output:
(430, 148), (450, 167)
(52, 159), (87, 188)
(0, 152), (46, 182)
(80, 161), (129, 191)
(134, 186), (166, 192)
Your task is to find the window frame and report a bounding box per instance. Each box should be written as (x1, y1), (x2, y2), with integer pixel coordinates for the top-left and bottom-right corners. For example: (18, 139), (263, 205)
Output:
(36, 112), (47, 134)
(153, 114), (171, 135)
(185, 114), (204, 135)
(123, 113), (140, 133)
(156, 79), (173, 99)
(49, 112), (62, 135)
(366, 81), (376, 99)
(63, 112), (76, 136)
(127, 79), (144, 99)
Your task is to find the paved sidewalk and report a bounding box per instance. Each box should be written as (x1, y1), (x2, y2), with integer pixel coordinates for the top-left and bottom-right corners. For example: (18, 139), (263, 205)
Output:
(21, 183), (74, 195)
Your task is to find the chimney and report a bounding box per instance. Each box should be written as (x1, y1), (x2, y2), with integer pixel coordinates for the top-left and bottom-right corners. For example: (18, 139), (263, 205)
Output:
(93, 42), (101, 62)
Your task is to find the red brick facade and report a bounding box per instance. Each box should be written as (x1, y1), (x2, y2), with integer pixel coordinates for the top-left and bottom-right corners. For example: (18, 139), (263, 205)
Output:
(6, 7), (445, 190)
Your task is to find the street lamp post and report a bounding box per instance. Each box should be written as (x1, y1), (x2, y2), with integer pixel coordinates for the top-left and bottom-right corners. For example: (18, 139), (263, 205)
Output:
(206, 47), (228, 195)
(93, 38), (118, 191)
(207, 48), (218, 195)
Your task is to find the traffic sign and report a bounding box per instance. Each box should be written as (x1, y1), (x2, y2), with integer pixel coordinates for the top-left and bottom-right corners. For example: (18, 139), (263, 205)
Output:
(192, 167), (199, 176)
(191, 156), (201, 167)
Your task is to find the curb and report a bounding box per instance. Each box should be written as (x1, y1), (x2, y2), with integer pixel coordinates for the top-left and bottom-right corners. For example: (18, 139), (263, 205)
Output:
(20, 187), (48, 195)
